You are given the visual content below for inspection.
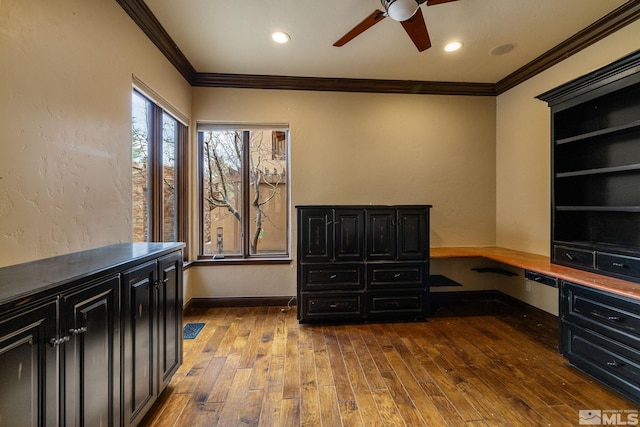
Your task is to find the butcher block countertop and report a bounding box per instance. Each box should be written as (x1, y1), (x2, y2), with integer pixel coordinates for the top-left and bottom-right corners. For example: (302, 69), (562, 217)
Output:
(431, 246), (640, 301)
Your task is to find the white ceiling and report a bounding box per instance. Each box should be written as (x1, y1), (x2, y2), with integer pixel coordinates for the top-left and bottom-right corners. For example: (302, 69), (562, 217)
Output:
(144, 0), (629, 83)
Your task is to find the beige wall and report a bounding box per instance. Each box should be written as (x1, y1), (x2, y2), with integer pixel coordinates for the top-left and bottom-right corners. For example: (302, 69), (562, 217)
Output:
(0, 0), (191, 267)
(190, 88), (496, 297)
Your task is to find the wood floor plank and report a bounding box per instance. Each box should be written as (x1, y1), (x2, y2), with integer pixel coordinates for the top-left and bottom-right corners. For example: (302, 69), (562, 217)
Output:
(370, 388), (407, 426)
(311, 326), (334, 388)
(282, 328), (300, 400)
(341, 350), (386, 426)
(324, 328), (357, 402)
(346, 330), (387, 390)
(215, 369), (263, 426)
(380, 369), (428, 426)
(279, 399), (300, 427)
(378, 335), (449, 427)
(317, 386), (342, 427)
(141, 392), (190, 427)
(206, 354), (241, 403)
(140, 298), (639, 427)
(257, 355), (285, 427)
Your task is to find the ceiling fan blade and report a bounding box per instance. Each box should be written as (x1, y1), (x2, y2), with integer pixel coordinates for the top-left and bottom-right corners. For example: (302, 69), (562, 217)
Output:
(426, 0), (459, 6)
(400, 8), (431, 51)
(333, 10), (386, 47)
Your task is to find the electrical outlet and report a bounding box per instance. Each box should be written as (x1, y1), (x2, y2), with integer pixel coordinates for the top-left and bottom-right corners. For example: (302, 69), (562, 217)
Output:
(526, 281), (532, 292)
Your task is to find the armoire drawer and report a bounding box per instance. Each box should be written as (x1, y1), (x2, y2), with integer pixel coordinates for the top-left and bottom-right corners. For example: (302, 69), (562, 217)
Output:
(554, 245), (595, 269)
(299, 293), (364, 320)
(597, 252), (640, 279)
(300, 264), (364, 291)
(367, 263), (425, 289)
(367, 291), (425, 317)
(562, 281), (640, 344)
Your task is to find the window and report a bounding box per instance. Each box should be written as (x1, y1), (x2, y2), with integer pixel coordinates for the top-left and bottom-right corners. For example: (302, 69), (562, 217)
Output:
(131, 89), (188, 250)
(198, 125), (289, 259)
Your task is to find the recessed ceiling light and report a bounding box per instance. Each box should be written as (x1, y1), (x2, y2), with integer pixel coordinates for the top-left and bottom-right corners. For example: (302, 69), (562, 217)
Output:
(271, 32), (290, 44)
(490, 43), (516, 56)
(444, 41), (463, 52)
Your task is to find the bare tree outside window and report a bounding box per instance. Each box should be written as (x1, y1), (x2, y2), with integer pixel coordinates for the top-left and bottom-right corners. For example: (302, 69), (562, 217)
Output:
(132, 92), (150, 242)
(131, 90), (185, 247)
(200, 129), (288, 258)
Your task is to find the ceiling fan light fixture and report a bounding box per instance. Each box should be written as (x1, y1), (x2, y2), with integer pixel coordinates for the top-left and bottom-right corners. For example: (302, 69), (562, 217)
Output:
(384, 0), (419, 22)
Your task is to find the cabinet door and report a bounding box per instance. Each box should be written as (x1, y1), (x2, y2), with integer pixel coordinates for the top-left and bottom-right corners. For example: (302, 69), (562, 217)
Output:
(366, 209), (397, 260)
(122, 260), (157, 427)
(157, 252), (183, 392)
(299, 208), (333, 262)
(0, 301), (58, 427)
(397, 209), (429, 260)
(62, 275), (120, 427)
(334, 209), (365, 261)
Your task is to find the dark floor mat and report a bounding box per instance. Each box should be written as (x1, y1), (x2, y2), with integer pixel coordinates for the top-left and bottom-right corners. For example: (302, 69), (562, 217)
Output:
(183, 322), (205, 339)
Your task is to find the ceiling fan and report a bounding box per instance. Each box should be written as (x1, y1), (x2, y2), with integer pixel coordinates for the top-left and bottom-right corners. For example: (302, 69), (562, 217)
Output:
(334, 0), (460, 52)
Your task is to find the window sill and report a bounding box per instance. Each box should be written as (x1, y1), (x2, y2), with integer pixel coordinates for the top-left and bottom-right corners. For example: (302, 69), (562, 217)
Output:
(192, 257), (292, 266)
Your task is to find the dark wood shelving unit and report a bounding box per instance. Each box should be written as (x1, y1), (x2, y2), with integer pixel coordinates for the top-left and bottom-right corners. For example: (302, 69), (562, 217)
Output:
(539, 50), (640, 406)
(538, 50), (640, 282)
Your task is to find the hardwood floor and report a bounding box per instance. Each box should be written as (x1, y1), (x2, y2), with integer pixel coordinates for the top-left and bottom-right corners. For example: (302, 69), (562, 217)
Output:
(140, 293), (638, 426)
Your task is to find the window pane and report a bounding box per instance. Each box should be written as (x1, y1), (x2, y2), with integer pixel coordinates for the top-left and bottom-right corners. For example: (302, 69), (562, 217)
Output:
(249, 130), (288, 255)
(201, 130), (243, 256)
(162, 113), (177, 241)
(132, 92), (151, 242)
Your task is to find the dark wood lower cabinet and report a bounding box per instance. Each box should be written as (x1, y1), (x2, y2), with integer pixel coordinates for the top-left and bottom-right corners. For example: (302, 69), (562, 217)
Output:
(560, 280), (640, 405)
(0, 301), (58, 426)
(123, 261), (157, 427)
(0, 243), (184, 427)
(62, 274), (120, 427)
(157, 252), (183, 390)
(122, 251), (183, 427)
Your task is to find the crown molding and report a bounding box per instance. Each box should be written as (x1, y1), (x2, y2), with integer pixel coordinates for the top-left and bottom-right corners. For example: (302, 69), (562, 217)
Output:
(495, 0), (640, 94)
(117, 0), (640, 96)
(115, 0), (196, 83)
(191, 73), (496, 96)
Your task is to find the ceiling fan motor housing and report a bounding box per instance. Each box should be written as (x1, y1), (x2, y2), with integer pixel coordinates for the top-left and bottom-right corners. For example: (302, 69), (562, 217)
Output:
(383, 0), (420, 21)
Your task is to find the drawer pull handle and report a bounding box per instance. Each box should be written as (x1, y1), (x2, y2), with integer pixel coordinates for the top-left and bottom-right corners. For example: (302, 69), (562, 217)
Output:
(50, 336), (70, 347)
(591, 311), (624, 323)
(69, 327), (88, 335)
(394, 273), (401, 278)
(606, 360), (622, 368)
(329, 304), (338, 308)
(565, 253), (575, 261)
(612, 262), (628, 269)
(330, 274), (337, 279)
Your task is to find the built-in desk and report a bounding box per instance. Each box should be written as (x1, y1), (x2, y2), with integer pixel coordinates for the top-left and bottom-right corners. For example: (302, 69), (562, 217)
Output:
(432, 246), (640, 405)
(431, 246), (640, 301)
